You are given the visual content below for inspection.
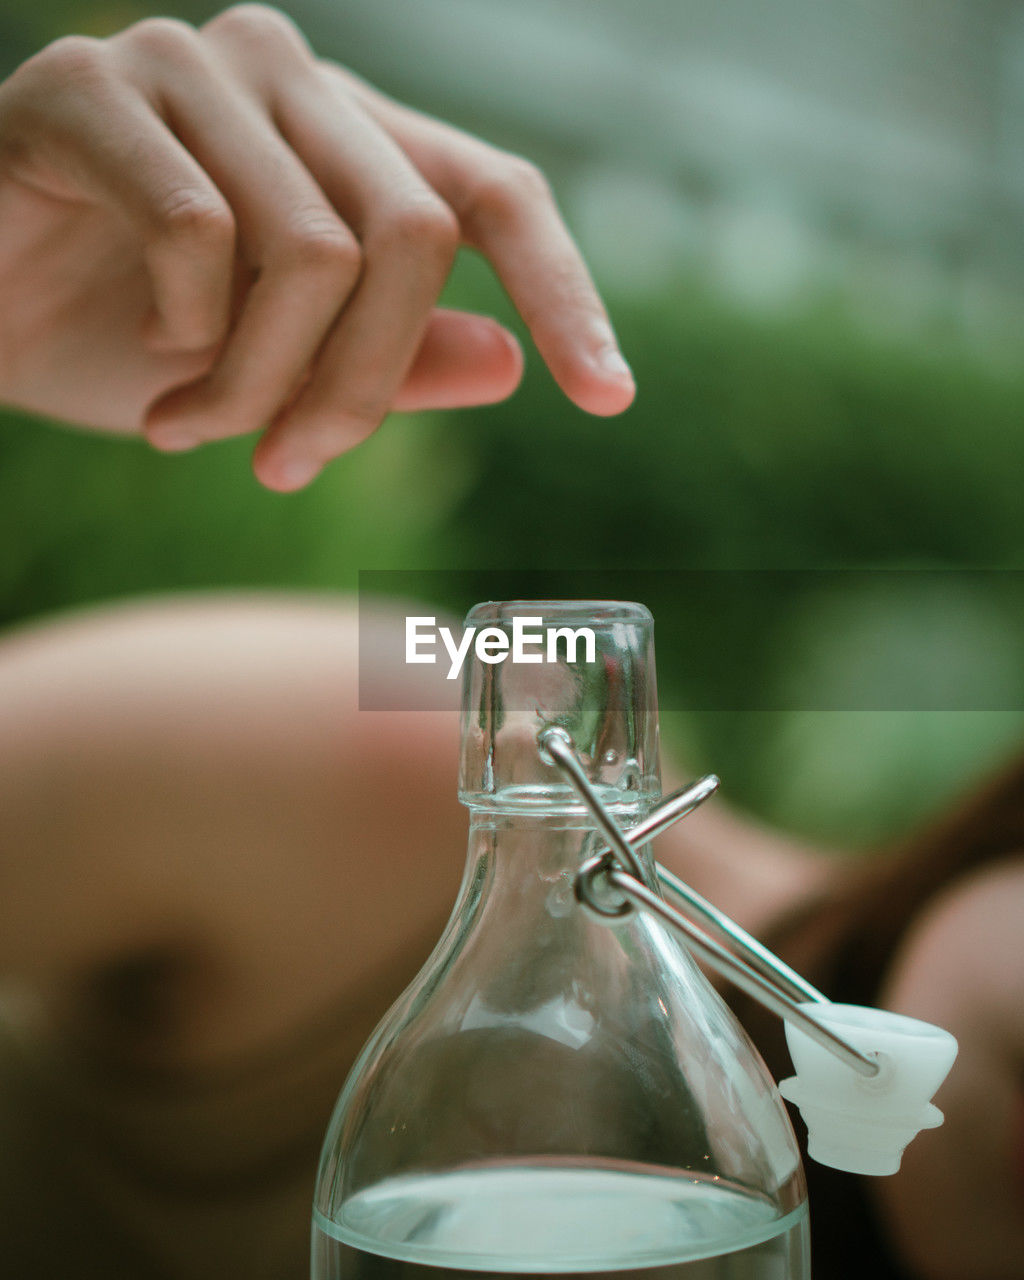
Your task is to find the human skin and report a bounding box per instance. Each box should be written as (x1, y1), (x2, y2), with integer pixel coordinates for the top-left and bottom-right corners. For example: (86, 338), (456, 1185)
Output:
(871, 857), (1024, 1279)
(0, 598), (467, 1066)
(1, 598), (1021, 1278)
(0, 4), (635, 492)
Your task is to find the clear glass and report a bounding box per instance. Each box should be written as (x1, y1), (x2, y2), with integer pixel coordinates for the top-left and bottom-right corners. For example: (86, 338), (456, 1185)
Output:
(458, 601), (661, 814)
(313, 602), (809, 1279)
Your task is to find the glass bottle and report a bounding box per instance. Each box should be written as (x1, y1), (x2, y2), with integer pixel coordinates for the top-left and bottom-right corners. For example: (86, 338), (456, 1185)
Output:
(312, 601), (810, 1280)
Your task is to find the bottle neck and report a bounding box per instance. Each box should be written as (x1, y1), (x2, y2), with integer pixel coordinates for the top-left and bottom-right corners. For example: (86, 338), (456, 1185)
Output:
(448, 811), (657, 1019)
(461, 808), (654, 914)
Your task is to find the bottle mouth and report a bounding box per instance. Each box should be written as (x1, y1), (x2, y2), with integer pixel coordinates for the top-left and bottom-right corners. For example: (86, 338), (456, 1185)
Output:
(464, 600), (655, 628)
(459, 599), (662, 808)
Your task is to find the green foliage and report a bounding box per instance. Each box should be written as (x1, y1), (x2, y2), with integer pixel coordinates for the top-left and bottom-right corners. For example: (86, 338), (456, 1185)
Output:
(0, 409), (467, 625)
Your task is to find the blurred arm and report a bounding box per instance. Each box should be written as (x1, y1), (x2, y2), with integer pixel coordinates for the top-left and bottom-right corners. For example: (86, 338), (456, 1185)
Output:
(652, 773), (834, 938)
(0, 596), (465, 1066)
(872, 856), (1024, 1280)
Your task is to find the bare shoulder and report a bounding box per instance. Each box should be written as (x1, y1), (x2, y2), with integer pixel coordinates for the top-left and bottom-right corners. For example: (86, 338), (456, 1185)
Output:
(870, 852), (1024, 1280)
(880, 853), (1024, 1043)
(0, 594), (464, 1067)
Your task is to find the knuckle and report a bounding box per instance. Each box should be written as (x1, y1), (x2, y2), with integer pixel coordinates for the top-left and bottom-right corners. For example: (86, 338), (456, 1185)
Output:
(159, 190), (236, 248)
(126, 16), (198, 59)
(505, 156), (552, 198)
(466, 155), (551, 224)
(282, 216), (361, 278)
(124, 17), (200, 63)
(205, 4), (307, 52)
(0, 39), (109, 165)
(374, 199), (460, 262)
(28, 35), (110, 89)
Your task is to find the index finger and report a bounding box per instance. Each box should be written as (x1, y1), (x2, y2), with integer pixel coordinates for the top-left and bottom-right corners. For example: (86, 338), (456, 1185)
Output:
(323, 65), (635, 417)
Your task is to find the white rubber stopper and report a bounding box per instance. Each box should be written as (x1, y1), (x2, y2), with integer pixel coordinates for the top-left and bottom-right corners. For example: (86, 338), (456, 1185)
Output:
(778, 1003), (958, 1176)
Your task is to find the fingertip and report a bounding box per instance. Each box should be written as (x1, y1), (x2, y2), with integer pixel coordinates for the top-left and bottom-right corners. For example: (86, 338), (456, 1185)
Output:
(574, 375), (637, 417)
(485, 316), (523, 362)
(559, 355), (636, 417)
(473, 319), (525, 402)
(395, 310), (525, 411)
(500, 324), (526, 383)
(146, 426), (202, 453)
(145, 376), (238, 450)
(250, 443), (321, 493)
(144, 398), (202, 452)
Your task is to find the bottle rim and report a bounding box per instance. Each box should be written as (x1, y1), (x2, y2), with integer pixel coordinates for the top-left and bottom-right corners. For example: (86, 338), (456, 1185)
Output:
(464, 600), (654, 627)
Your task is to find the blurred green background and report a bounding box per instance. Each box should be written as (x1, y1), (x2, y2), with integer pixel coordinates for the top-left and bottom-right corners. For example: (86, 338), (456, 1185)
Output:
(3, 0), (1024, 850)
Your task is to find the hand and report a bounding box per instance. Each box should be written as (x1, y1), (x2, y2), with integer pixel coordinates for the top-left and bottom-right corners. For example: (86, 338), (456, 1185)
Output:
(0, 5), (635, 490)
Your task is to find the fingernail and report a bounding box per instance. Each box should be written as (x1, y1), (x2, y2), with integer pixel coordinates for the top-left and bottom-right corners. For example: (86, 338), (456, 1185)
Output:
(276, 457), (321, 490)
(148, 424), (200, 452)
(594, 345), (635, 383)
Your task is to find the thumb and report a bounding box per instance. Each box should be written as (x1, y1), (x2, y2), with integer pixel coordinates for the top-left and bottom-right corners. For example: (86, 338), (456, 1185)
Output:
(392, 309), (523, 411)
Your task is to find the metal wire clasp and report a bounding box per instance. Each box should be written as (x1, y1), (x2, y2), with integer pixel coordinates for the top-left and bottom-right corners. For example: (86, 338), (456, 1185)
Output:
(538, 726), (881, 1080)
